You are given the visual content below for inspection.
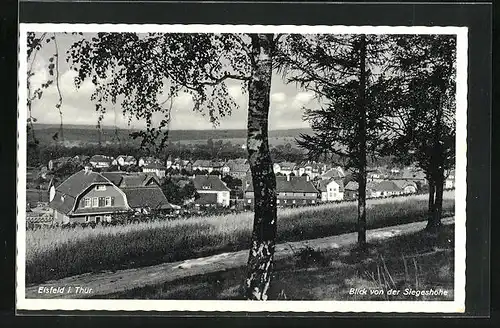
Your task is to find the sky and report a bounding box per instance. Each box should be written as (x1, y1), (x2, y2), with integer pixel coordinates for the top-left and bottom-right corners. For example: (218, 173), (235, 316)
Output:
(28, 33), (319, 131)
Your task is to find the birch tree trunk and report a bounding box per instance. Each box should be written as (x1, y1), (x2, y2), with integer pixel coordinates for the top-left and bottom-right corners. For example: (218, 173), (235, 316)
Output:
(356, 34), (368, 248)
(244, 34), (278, 300)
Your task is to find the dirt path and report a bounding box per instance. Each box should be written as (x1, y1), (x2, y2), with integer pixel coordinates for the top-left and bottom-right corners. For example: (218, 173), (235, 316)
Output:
(26, 217), (454, 299)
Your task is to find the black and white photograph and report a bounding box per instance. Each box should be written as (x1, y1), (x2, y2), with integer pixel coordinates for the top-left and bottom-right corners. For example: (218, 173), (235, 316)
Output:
(16, 24), (467, 313)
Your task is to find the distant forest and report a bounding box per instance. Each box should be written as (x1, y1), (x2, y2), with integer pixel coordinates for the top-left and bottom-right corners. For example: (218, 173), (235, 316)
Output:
(31, 124), (313, 146)
(27, 125), (395, 169)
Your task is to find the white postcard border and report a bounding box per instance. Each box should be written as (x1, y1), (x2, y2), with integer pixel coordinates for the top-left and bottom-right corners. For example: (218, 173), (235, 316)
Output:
(17, 23), (468, 313)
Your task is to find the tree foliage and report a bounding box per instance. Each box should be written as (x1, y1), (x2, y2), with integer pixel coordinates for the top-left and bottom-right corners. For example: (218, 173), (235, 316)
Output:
(381, 35), (456, 229)
(276, 34), (396, 246)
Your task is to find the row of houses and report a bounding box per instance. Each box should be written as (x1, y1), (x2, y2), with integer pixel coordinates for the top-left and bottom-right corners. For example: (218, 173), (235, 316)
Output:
(44, 166), (454, 225)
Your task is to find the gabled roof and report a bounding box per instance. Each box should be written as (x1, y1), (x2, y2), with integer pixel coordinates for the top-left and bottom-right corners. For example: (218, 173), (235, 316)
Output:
(227, 158), (248, 165)
(245, 176), (318, 193)
(192, 160), (212, 167)
(101, 171), (159, 188)
(276, 162), (296, 170)
(372, 180), (403, 192)
(321, 168), (345, 179)
(50, 170), (112, 215)
(317, 178), (345, 192)
(121, 186), (173, 210)
(391, 179), (418, 190)
(344, 181), (359, 191)
(55, 170), (109, 198)
(193, 175), (230, 192)
(90, 155), (113, 163)
(226, 161), (250, 173)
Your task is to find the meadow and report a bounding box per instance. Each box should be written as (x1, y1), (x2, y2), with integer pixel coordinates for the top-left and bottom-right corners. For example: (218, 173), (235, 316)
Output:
(26, 192), (455, 285)
(104, 224), (455, 301)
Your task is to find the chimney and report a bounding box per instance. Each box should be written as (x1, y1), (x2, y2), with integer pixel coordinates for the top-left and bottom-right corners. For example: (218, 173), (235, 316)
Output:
(84, 165), (92, 174)
(306, 175), (310, 182)
(286, 174), (290, 181)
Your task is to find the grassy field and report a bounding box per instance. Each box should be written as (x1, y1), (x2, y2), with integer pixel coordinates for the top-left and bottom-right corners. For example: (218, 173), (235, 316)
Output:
(26, 192), (455, 285)
(102, 224), (455, 301)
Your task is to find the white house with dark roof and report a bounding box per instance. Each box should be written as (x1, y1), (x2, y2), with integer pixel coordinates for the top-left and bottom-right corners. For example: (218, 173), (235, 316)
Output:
(273, 162), (297, 176)
(192, 175), (231, 207)
(142, 163), (167, 178)
(116, 155), (137, 167)
(244, 175), (319, 207)
(49, 169), (173, 224)
(317, 178), (344, 202)
(89, 155), (115, 169)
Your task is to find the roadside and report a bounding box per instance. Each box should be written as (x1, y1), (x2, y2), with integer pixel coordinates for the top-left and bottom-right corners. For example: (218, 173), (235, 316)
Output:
(26, 216), (454, 299)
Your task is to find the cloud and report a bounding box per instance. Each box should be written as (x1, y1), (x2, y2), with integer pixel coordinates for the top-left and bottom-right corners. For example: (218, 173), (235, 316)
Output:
(294, 91), (314, 103)
(228, 85), (244, 99)
(271, 92), (286, 103)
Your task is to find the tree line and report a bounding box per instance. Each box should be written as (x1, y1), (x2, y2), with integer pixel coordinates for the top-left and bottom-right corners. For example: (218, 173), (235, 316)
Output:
(27, 31), (456, 300)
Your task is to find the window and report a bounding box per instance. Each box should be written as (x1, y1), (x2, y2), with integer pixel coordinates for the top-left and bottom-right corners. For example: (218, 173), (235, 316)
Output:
(85, 216), (89, 222)
(105, 197), (111, 207)
(84, 198), (91, 208)
(276, 200), (280, 204)
(99, 197), (105, 207)
(111, 197), (115, 206)
(96, 185), (106, 191)
(92, 197), (98, 207)
(247, 199), (251, 204)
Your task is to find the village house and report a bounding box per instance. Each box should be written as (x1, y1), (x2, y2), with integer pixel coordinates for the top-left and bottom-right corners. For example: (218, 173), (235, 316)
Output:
(48, 157), (72, 171)
(244, 175), (319, 208)
(116, 155), (137, 167)
(392, 179), (418, 194)
(210, 161), (230, 175)
(370, 180), (403, 198)
(294, 161), (324, 179)
(367, 168), (389, 183)
(166, 155), (173, 168)
(401, 167), (428, 185)
(344, 181), (359, 200)
(226, 159), (250, 179)
(138, 156), (162, 167)
(192, 160), (214, 173)
(49, 168), (173, 224)
(192, 175), (231, 207)
(89, 155), (115, 169)
(320, 166), (346, 180)
(142, 163), (167, 178)
(273, 162), (297, 176)
(317, 178), (345, 202)
(72, 155), (90, 165)
(170, 158), (183, 170)
(181, 160), (193, 172)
